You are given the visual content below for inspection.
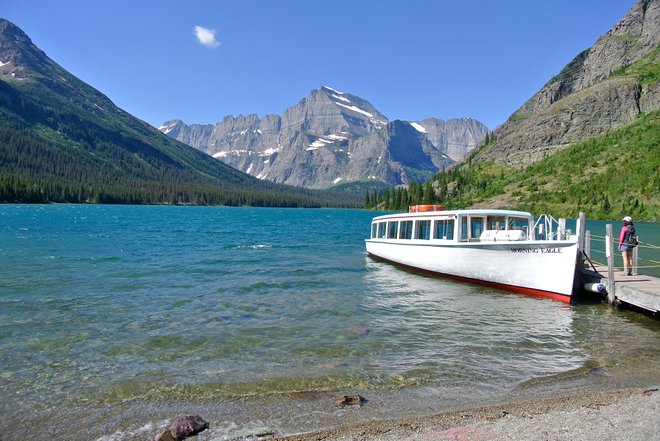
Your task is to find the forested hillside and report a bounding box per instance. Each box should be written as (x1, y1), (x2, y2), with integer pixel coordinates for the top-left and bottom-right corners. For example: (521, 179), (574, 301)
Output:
(366, 110), (659, 221)
(0, 19), (359, 207)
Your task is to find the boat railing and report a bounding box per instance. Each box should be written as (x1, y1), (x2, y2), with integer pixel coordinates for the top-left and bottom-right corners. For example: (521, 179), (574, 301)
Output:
(534, 214), (570, 241)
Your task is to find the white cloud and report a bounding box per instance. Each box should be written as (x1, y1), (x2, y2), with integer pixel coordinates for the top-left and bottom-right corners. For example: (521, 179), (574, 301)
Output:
(193, 25), (220, 49)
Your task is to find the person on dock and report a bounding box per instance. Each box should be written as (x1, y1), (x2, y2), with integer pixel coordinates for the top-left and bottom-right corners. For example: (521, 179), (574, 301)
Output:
(618, 216), (635, 276)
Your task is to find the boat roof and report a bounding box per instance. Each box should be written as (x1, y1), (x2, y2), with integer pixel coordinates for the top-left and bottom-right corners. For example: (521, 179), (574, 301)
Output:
(370, 208), (534, 222)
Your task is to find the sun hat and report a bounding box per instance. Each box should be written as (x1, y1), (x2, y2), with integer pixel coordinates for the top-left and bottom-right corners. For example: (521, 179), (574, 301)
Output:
(623, 216), (632, 222)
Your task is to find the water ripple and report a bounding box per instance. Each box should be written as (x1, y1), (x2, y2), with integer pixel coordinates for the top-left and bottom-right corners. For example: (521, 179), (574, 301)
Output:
(0, 205), (658, 438)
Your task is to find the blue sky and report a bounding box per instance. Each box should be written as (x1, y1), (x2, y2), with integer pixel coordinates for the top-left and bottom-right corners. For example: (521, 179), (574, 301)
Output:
(3, 0), (637, 130)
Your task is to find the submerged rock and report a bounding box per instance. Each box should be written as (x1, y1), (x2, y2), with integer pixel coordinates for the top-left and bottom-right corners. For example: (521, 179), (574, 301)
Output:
(156, 415), (209, 441)
(333, 394), (366, 407)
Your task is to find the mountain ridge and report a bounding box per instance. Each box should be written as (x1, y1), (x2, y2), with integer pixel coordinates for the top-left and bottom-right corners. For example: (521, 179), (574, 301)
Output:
(475, 0), (659, 166)
(160, 86), (487, 189)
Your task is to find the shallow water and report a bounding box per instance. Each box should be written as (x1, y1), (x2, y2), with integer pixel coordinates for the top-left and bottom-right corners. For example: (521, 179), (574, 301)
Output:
(0, 205), (658, 440)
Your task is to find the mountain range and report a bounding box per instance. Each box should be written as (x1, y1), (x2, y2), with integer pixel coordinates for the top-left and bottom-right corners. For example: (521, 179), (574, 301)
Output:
(1, 0), (657, 216)
(160, 87), (487, 189)
(0, 18), (355, 207)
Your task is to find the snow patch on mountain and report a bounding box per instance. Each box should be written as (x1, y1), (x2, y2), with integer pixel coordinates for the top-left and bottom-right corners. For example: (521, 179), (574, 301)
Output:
(322, 85), (344, 95)
(261, 147), (282, 156)
(335, 102), (373, 118)
(410, 122), (427, 133)
(308, 134), (348, 150)
(332, 94), (350, 103)
(214, 150), (251, 158)
(325, 134), (347, 141)
(158, 121), (178, 135)
(307, 141), (324, 150)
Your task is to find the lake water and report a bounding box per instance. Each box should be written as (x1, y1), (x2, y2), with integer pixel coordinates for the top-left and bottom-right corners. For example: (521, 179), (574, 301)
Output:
(1, 205), (658, 440)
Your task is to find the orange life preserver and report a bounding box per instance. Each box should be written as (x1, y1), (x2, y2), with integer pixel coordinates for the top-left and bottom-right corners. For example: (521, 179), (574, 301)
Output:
(409, 204), (445, 213)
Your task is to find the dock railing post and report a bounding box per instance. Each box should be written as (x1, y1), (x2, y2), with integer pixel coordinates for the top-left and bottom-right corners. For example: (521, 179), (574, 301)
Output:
(606, 224), (616, 305)
(632, 244), (639, 276)
(585, 230), (591, 260)
(576, 212), (585, 254)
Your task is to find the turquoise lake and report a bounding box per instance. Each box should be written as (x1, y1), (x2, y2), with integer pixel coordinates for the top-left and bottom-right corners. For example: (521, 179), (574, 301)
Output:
(0, 205), (658, 440)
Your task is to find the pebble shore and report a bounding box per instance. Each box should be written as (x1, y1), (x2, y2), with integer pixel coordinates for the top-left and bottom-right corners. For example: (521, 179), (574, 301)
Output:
(275, 387), (659, 441)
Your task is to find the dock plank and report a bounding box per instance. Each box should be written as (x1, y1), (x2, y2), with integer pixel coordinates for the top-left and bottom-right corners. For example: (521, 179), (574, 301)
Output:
(591, 264), (660, 313)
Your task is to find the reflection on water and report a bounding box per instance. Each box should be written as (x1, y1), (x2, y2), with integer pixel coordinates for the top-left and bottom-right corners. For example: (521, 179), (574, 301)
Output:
(362, 258), (582, 391)
(364, 257), (660, 391)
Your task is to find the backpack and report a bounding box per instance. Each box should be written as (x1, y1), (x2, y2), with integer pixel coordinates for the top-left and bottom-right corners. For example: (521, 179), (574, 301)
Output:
(626, 226), (638, 247)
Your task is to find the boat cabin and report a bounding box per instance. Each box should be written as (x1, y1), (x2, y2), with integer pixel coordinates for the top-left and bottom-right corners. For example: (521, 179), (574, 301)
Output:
(369, 208), (536, 243)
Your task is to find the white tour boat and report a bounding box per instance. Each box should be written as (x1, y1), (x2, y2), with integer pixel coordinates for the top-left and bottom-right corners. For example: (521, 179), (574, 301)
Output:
(365, 206), (582, 303)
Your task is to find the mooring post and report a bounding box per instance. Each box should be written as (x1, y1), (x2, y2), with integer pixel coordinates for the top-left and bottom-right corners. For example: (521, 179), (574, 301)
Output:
(605, 223), (616, 305)
(585, 230), (591, 259)
(576, 212), (585, 250)
(632, 244), (639, 276)
(576, 211), (585, 264)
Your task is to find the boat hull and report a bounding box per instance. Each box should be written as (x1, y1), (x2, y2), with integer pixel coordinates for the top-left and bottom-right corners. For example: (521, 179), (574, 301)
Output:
(365, 239), (580, 303)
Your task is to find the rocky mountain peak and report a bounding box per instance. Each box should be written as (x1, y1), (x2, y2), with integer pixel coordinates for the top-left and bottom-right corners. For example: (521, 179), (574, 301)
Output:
(513, 0), (659, 118)
(577, 0), (659, 89)
(0, 18), (121, 119)
(281, 86), (389, 138)
(0, 19), (30, 52)
(160, 86), (487, 188)
(0, 18), (46, 79)
(477, 0), (659, 167)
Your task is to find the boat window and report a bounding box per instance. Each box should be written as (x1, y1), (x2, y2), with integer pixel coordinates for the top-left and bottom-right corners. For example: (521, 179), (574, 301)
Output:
(435, 220), (444, 239)
(415, 220), (431, 240)
(387, 221), (398, 239)
(399, 220), (413, 239)
(486, 215), (506, 230)
(446, 219), (454, 240)
(371, 223), (377, 239)
(378, 222), (387, 238)
(508, 217), (529, 233)
(460, 217), (468, 241)
(470, 217), (484, 240)
(434, 219), (455, 240)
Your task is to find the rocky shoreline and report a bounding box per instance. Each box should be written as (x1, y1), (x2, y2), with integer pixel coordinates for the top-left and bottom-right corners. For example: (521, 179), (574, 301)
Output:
(9, 354), (658, 440)
(141, 351), (660, 441)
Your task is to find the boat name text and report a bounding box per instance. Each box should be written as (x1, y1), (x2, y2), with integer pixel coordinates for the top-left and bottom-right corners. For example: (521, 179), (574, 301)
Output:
(510, 247), (562, 254)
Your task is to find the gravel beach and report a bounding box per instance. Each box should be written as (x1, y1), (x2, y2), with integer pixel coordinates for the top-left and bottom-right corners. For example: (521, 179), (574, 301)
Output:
(275, 387), (658, 441)
(255, 348), (660, 441)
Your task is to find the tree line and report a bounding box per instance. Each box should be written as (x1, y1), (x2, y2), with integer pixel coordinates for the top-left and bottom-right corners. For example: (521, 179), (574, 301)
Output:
(0, 123), (359, 208)
(364, 180), (442, 211)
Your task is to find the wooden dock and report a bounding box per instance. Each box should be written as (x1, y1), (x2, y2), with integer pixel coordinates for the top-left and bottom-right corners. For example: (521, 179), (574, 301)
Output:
(577, 218), (659, 315)
(590, 264), (660, 314)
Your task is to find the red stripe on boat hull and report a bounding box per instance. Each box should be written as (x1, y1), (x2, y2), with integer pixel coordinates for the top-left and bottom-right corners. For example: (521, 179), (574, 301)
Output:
(368, 253), (572, 304)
